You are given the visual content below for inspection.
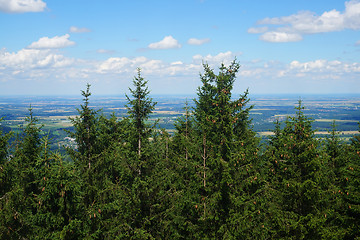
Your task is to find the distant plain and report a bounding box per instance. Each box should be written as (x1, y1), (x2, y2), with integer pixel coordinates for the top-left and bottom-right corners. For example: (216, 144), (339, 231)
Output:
(0, 94), (359, 151)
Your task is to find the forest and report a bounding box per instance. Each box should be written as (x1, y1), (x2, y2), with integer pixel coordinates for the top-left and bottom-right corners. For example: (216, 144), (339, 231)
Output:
(0, 60), (359, 239)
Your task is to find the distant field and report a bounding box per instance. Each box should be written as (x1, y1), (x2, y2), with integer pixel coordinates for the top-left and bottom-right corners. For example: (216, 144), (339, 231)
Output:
(38, 115), (78, 120)
(153, 110), (182, 114)
(258, 131), (358, 136)
(1, 94), (359, 147)
(314, 119), (358, 123)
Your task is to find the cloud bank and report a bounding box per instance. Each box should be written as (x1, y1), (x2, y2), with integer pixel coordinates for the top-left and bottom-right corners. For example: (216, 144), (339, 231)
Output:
(0, 0), (46, 13)
(249, 0), (360, 42)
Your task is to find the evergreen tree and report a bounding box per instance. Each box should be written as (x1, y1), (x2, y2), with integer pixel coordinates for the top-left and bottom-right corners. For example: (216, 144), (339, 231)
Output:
(32, 136), (83, 239)
(0, 118), (11, 195)
(191, 60), (259, 238)
(0, 118), (12, 238)
(320, 121), (353, 239)
(68, 84), (100, 172)
(264, 101), (327, 239)
(162, 101), (203, 238)
(339, 124), (360, 239)
(126, 68), (156, 160)
(116, 68), (159, 238)
(67, 84), (114, 238)
(0, 108), (42, 238)
(172, 100), (195, 161)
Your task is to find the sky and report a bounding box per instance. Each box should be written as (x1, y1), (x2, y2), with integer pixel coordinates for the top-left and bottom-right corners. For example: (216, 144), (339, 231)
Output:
(0, 0), (360, 96)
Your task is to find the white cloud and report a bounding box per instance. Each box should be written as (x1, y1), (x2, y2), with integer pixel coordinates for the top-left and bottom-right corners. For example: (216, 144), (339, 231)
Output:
(356, 40), (360, 45)
(0, 48), (74, 69)
(28, 34), (75, 49)
(96, 49), (116, 54)
(187, 38), (210, 45)
(69, 26), (91, 33)
(250, 0), (360, 42)
(192, 51), (238, 66)
(344, 0), (360, 29)
(0, 0), (46, 13)
(2, 33), (359, 95)
(96, 56), (199, 77)
(96, 56), (148, 73)
(148, 36), (181, 49)
(284, 59), (360, 76)
(260, 32), (303, 42)
(247, 27), (268, 34)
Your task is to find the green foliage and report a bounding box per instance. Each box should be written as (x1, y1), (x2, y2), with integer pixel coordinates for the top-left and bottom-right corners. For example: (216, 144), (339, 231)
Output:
(126, 68), (157, 158)
(0, 117), (11, 194)
(264, 100), (332, 239)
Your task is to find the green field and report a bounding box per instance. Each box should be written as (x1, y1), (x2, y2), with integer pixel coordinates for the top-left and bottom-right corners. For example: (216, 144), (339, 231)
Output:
(1, 94), (359, 150)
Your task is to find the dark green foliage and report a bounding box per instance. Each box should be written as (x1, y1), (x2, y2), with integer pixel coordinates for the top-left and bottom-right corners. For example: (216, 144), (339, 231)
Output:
(3, 108), (43, 238)
(174, 60), (262, 238)
(0, 118), (11, 194)
(126, 68), (156, 158)
(264, 101), (332, 239)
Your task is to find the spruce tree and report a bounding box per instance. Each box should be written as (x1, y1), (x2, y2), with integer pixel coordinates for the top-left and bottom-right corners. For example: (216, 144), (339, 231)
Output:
(126, 68), (156, 160)
(0, 118), (11, 195)
(264, 100), (327, 239)
(67, 84), (111, 238)
(0, 118), (12, 238)
(340, 124), (360, 239)
(191, 60), (259, 238)
(32, 136), (83, 239)
(319, 121), (352, 239)
(0, 108), (42, 238)
(121, 68), (159, 237)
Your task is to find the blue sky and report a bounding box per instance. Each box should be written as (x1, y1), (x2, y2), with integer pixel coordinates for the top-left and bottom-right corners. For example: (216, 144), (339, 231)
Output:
(0, 0), (360, 96)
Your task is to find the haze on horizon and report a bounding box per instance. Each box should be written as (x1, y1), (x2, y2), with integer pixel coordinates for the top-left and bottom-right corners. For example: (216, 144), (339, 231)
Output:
(0, 0), (360, 96)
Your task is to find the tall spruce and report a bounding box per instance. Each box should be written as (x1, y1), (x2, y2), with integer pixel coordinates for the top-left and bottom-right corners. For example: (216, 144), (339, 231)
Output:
(0, 118), (11, 195)
(0, 118), (12, 238)
(192, 60), (259, 237)
(125, 68), (156, 164)
(265, 100), (327, 239)
(67, 84), (110, 238)
(320, 121), (352, 239)
(123, 68), (159, 238)
(68, 84), (100, 171)
(341, 124), (360, 239)
(0, 108), (43, 238)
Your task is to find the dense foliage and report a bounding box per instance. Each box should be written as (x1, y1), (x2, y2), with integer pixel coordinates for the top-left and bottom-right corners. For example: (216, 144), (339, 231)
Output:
(0, 61), (359, 239)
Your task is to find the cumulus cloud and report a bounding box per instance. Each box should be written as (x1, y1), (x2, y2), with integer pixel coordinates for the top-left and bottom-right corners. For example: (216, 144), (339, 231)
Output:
(247, 27), (268, 34)
(260, 32), (303, 42)
(148, 36), (181, 49)
(281, 59), (360, 78)
(0, 48), (74, 71)
(187, 38), (210, 45)
(96, 56), (198, 77)
(249, 0), (360, 42)
(69, 26), (91, 33)
(27, 34), (75, 49)
(192, 51), (238, 66)
(0, 0), (46, 13)
(97, 56), (146, 73)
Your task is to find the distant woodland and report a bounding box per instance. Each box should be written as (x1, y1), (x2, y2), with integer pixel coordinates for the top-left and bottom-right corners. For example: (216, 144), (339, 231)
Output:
(0, 61), (359, 239)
